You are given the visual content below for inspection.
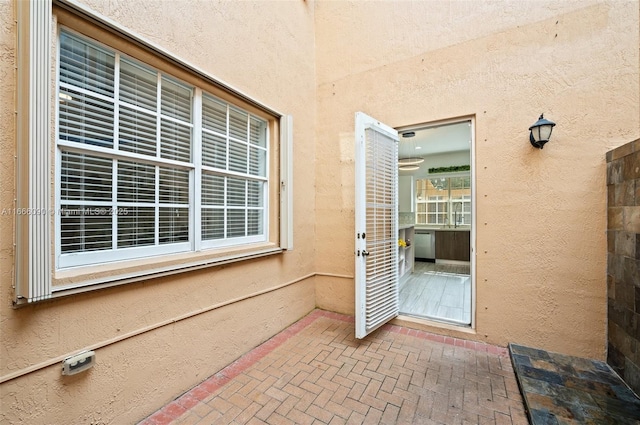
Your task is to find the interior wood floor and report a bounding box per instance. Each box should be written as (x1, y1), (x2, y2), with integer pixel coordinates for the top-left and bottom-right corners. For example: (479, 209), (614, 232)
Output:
(399, 261), (471, 325)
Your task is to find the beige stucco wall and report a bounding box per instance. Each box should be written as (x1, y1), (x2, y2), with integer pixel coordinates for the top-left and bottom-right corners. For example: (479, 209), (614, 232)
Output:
(0, 1), (316, 424)
(2, 0), (639, 423)
(314, 0), (639, 359)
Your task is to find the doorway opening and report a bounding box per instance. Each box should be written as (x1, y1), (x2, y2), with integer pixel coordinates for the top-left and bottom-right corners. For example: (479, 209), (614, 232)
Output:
(396, 118), (475, 327)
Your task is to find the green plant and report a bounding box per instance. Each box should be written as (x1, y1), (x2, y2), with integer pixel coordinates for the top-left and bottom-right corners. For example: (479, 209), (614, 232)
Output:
(428, 165), (470, 174)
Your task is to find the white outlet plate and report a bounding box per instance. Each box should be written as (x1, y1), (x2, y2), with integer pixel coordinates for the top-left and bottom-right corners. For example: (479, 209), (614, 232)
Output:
(62, 350), (95, 375)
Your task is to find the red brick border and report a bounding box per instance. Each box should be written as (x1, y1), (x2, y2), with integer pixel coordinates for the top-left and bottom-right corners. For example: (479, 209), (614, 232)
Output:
(138, 309), (508, 424)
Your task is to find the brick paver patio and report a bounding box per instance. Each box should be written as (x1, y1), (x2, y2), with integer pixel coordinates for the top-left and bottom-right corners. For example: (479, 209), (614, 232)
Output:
(139, 310), (528, 425)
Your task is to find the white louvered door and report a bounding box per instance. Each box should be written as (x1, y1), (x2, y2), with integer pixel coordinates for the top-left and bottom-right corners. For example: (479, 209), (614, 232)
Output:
(354, 112), (399, 339)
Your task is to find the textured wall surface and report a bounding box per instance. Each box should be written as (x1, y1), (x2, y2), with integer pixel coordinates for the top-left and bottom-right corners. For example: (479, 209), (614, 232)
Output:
(2, 1), (640, 423)
(607, 139), (640, 394)
(314, 0), (640, 358)
(0, 1), (317, 424)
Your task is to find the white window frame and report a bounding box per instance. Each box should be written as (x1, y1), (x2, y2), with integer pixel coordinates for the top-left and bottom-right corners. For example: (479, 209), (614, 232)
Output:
(55, 29), (270, 269)
(13, 0), (293, 304)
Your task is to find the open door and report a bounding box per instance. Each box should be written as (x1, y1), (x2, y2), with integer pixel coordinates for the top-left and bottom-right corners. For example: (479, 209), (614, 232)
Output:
(355, 112), (399, 339)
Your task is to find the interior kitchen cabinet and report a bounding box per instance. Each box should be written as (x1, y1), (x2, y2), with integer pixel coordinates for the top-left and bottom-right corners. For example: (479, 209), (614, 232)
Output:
(398, 175), (414, 212)
(435, 230), (470, 261)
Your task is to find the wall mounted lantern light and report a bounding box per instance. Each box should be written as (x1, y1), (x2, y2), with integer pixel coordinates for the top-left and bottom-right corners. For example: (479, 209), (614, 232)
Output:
(528, 114), (556, 149)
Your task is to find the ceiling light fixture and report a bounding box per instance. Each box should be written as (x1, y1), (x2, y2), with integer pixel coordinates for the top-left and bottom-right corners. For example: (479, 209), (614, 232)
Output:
(399, 165), (419, 171)
(529, 113), (556, 149)
(398, 129), (423, 168)
(398, 157), (425, 166)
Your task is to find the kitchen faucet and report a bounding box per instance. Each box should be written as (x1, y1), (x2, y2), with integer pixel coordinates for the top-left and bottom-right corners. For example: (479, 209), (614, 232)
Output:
(454, 202), (462, 228)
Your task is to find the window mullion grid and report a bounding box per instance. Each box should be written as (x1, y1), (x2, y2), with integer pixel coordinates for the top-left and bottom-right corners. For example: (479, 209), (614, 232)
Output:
(224, 104), (230, 240)
(244, 115), (250, 237)
(54, 41), (62, 268)
(58, 81), (113, 105)
(112, 159), (119, 250)
(223, 175), (228, 240)
(112, 53), (121, 250)
(154, 71), (162, 246)
(447, 184), (452, 226)
(54, 148), (61, 269)
(55, 32), (271, 270)
(155, 71), (162, 159)
(244, 179), (248, 237)
(193, 88), (202, 251)
(225, 104), (230, 172)
(154, 165), (160, 246)
(262, 123), (269, 239)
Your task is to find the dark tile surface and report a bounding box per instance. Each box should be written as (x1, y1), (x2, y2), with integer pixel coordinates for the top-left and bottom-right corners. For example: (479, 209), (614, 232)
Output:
(510, 343), (640, 425)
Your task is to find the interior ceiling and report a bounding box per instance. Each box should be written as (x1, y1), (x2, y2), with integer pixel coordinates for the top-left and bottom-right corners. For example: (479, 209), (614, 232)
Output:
(398, 120), (471, 159)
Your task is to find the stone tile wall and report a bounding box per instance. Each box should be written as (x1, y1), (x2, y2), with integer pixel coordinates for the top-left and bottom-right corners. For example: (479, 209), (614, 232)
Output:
(607, 138), (640, 394)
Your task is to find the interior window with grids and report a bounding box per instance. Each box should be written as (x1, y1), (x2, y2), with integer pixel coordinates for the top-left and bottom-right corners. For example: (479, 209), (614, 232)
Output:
(57, 30), (268, 269)
(415, 176), (470, 226)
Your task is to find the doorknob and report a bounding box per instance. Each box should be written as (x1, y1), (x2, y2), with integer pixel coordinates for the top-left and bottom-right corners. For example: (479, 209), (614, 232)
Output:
(362, 250), (370, 256)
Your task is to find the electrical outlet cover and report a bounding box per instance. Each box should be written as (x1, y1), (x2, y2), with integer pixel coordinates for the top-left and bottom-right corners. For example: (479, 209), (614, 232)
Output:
(62, 350), (95, 375)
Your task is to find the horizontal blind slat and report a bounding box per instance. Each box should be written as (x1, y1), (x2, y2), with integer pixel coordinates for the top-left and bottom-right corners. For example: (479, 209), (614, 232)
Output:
(120, 58), (157, 111)
(59, 32), (114, 97)
(119, 106), (157, 157)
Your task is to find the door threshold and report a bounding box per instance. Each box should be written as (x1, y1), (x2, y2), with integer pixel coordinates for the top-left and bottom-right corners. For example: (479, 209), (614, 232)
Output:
(395, 313), (475, 334)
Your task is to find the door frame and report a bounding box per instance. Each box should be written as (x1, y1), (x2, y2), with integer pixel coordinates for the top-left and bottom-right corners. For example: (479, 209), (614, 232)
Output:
(396, 115), (476, 330)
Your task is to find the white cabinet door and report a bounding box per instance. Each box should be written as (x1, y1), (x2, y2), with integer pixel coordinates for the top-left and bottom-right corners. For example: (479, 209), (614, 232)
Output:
(354, 112), (399, 339)
(398, 175), (414, 212)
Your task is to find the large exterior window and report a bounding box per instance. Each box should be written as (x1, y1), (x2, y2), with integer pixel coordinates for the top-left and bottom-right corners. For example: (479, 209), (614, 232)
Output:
(56, 30), (268, 269)
(415, 176), (471, 226)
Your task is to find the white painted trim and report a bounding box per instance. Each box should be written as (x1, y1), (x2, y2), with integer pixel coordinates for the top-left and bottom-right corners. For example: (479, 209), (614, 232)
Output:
(469, 116), (477, 331)
(193, 88), (203, 252)
(58, 242), (192, 269)
(280, 115), (293, 250)
(15, 0), (53, 303)
(354, 113), (368, 338)
(52, 247), (283, 295)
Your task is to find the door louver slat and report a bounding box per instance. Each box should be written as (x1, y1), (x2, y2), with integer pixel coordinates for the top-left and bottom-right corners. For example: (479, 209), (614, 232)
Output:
(355, 113), (399, 339)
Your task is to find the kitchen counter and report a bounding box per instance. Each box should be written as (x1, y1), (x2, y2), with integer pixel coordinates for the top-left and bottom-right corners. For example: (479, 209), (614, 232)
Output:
(414, 225), (470, 232)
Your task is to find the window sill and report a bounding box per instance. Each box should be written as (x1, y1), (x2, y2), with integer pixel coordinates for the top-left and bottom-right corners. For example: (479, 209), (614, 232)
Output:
(50, 243), (283, 299)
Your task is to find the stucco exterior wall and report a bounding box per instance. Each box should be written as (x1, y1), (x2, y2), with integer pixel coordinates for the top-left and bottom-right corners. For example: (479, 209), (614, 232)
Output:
(0, 1), (316, 424)
(2, 0), (639, 422)
(314, 0), (639, 359)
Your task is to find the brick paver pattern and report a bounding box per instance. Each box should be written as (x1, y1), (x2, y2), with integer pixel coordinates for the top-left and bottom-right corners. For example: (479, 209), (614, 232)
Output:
(140, 310), (529, 425)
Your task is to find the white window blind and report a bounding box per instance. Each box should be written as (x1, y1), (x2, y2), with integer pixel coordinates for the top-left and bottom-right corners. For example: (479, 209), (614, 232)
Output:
(200, 94), (267, 248)
(56, 30), (269, 269)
